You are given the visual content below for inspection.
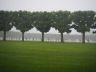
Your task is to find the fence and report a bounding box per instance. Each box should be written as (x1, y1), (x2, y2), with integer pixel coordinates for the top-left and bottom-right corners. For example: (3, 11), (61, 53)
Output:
(0, 31), (96, 43)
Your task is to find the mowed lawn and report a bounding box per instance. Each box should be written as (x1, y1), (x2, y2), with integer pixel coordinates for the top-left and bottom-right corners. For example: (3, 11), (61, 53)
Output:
(0, 41), (96, 72)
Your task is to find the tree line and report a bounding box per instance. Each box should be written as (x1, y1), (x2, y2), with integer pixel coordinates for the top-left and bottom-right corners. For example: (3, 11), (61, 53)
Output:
(0, 10), (96, 43)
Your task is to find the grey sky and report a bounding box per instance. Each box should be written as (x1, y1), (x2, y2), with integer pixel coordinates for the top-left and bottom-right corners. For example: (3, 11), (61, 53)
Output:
(0, 0), (96, 34)
(0, 0), (96, 11)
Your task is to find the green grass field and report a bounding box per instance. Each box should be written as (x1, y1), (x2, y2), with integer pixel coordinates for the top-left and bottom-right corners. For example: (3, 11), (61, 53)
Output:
(0, 41), (96, 72)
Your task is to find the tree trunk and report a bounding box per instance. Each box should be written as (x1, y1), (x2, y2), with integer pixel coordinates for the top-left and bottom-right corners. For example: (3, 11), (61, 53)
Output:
(3, 31), (6, 41)
(82, 32), (85, 43)
(42, 32), (44, 42)
(22, 32), (24, 42)
(61, 32), (64, 43)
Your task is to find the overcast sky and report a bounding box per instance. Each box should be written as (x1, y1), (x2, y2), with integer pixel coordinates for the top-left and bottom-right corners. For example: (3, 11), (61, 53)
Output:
(0, 0), (96, 34)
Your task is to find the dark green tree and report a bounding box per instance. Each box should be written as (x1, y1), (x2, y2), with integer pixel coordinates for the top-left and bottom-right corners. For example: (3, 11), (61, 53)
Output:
(91, 13), (96, 34)
(93, 31), (96, 33)
(72, 11), (95, 43)
(92, 23), (96, 34)
(33, 12), (51, 42)
(0, 11), (13, 41)
(13, 11), (33, 41)
(51, 11), (72, 43)
(92, 22), (96, 34)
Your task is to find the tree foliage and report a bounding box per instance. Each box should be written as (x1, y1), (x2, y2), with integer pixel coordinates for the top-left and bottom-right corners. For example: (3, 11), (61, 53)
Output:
(0, 10), (96, 42)
(91, 13), (96, 34)
(72, 11), (95, 43)
(52, 11), (72, 42)
(33, 11), (51, 42)
(13, 11), (33, 41)
(0, 11), (13, 41)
